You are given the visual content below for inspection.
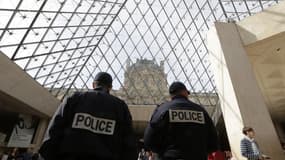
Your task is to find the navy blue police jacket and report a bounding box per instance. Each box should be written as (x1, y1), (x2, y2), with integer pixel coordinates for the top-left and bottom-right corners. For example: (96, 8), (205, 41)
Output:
(39, 88), (137, 160)
(144, 95), (218, 160)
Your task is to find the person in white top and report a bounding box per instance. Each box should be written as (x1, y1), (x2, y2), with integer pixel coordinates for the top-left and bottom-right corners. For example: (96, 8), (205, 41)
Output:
(240, 127), (270, 160)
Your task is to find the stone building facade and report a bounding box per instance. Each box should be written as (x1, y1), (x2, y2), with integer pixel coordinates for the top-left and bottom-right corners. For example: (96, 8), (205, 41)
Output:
(114, 59), (169, 105)
(53, 58), (219, 110)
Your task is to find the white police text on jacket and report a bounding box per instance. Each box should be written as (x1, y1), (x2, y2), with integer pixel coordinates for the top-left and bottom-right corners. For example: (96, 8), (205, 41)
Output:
(72, 113), (116, 135)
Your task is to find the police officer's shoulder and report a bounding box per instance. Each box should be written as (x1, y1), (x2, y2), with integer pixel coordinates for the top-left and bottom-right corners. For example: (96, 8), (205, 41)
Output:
(188, 100), (207, 111)
(156, 100), (169, 109)
(155, 100), (172, 113)
(59, 92), (84, 116)
(66, 91), (84, 101)
(150, 100), (172, 125)
(108, 94), (128, 106)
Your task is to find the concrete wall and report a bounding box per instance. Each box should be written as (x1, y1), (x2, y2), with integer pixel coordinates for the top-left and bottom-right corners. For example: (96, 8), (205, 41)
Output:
(207, 22), (285, 160)
(237, 1), (285, 45)
(0, 52), (60, 117)
(208, 23), (246, 160)
(236, 0), (285, 145)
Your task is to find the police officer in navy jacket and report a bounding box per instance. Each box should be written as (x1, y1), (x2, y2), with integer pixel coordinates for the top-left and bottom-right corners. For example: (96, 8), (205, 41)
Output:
(144, 81), (218, 160)
(39, 72), (137, 160)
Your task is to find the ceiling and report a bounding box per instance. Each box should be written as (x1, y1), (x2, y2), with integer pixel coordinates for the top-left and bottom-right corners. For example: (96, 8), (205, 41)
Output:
(0, 0), (281, 106)
(246, 31), (285, 122)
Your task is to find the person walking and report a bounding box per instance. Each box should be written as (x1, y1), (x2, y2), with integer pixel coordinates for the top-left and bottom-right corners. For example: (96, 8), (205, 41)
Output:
(144, 81), (218, 160)
(240, 127), (270, 160)
(39, 72), (137, 160)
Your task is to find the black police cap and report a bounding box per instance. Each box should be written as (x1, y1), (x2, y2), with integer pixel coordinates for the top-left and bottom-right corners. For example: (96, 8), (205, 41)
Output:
(94, 72), (112, 85)
(169, 81), (190, 95)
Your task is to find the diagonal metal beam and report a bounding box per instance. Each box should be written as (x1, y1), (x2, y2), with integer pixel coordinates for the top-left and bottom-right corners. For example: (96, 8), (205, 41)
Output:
(50, 0), (112, 96)
(11, 0), (48, 60)
(0, 0), (24, 41)
(218, 0), (228, 19)
(62, 0), (128, 100)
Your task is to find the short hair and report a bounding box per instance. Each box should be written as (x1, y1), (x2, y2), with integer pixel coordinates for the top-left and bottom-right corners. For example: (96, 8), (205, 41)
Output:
(242, 126), (254, 135)
(169, 81), (190, 96)
(93, 72), (112, 88)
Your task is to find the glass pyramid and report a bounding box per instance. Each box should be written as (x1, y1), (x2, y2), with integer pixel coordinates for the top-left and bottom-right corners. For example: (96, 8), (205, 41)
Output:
(0, 0), (280, 107)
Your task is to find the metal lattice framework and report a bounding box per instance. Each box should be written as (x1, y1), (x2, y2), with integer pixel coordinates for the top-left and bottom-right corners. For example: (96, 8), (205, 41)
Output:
(0, 0), (281, 106)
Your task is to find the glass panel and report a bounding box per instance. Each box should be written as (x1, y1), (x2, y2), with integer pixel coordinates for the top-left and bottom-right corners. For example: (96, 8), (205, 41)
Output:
(0, 0), (280, 106)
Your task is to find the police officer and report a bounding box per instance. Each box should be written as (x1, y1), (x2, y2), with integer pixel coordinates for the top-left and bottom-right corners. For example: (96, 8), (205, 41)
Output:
(39, 72), (137, 160)
(144, 81), (218, 160)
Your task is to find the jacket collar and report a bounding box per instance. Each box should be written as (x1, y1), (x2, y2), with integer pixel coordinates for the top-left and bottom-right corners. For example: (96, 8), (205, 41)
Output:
(93, 86), (109, 94)
(171, 95), (188, 100)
